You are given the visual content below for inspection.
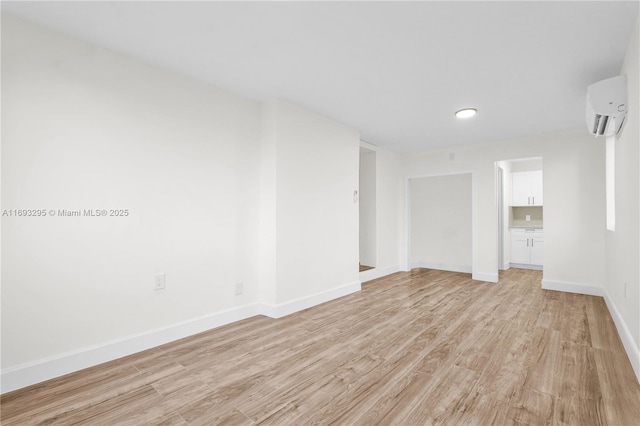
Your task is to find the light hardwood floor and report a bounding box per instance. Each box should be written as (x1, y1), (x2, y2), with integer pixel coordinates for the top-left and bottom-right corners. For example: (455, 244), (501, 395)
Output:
(359, 264), (374, 272)
(2, 268), (639, 425)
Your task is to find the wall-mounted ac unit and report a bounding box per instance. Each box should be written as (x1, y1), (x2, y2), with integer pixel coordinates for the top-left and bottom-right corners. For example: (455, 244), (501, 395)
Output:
(586, 74), (627, 137)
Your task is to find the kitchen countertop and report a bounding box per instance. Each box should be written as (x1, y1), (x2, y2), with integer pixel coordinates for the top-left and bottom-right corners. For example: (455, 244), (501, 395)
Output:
(510, 219), (543, 229)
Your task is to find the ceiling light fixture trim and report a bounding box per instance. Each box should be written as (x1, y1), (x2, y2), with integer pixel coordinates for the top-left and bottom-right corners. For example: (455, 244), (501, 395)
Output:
(455, 108), (477, 119)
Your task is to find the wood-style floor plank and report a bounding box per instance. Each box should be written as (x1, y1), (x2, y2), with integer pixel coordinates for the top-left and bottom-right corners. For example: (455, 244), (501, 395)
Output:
(2, 268), (639, 425)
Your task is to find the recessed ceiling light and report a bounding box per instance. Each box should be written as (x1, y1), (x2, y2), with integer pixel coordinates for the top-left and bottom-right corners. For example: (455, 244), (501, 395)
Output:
(455, 108), (477, 119)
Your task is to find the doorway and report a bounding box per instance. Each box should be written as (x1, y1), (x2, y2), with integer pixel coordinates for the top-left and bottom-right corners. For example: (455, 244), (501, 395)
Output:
(359, 147), (376, 271)
(496, 157), (544, 272)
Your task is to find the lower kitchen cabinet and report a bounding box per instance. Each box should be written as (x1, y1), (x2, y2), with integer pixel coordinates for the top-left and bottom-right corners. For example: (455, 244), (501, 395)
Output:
(510, 229), (543, 268)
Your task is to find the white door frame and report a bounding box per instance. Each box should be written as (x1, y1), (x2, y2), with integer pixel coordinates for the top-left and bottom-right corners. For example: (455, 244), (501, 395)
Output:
(497, 166), (505, 271)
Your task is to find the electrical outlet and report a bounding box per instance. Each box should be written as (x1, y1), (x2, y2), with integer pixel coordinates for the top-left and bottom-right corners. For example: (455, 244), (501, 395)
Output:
(235, 282), (243, 295)
(154, 273), (166, 291)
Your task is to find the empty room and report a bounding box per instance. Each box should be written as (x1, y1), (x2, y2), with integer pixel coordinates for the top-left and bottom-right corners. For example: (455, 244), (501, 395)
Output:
(1, 1), (639, 425)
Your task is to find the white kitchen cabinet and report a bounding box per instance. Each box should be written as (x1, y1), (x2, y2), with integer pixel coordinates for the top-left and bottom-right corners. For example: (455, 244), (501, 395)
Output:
(530, 235), (544, 265)
(510, 232), (531, 264)
(530, 171), (543, 205)
(510, 229), (543, 267)
(511, 171), (543, 206)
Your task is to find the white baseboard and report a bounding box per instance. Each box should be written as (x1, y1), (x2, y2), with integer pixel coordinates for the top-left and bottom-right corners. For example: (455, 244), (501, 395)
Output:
(541, 279), (604, 296)
(359, 264), (400, 283)
(409, 263), (498, 283)
(510, 263), (543, 271)
(395, 262), (496, 283)
(602, 290), (640, 383)
(410, 262), (472, 274)
(1, 280), (362, 394)
(1, 303), (264, 394)
(541, 279), (639, 383)
(260, 280), (361, 318)
(472, 271), (499, 283)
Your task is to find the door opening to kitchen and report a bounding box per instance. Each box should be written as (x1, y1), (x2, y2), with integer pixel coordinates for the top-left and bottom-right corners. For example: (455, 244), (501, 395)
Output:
(496, 157), (544, 273)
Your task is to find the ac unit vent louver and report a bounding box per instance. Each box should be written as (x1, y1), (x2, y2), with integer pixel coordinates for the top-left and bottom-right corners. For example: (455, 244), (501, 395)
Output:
(586, 75), (627, 137)
(593, 114), (609, 136)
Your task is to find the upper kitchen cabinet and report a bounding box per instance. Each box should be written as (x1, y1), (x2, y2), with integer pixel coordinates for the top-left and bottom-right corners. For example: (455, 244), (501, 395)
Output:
(511, 171), (543, 206)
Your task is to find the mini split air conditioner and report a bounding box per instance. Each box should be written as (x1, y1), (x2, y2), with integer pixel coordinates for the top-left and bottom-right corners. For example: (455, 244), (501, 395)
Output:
(586, 75), (627, 137)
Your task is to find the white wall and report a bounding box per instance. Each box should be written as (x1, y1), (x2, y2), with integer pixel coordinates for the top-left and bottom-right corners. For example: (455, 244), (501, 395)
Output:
(375, 148), (403, 272)
(359, 149), (377, 267)
(2, 16), (361, 392)
(257, 100), (278, 306)
(401, 131), (605, 285)
(409, 174), (472, 272)
(264, 100), (360, 306)
(1, 15), (262, 370)
(510, 158), (543, 173)
(605, 15), (640, 380)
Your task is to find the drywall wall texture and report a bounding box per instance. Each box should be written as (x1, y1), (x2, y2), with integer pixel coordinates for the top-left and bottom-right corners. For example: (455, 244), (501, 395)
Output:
(606, 16), (639, 360)
(2, 16), (361, 389)
(264, 99), (360, 305)
(1, 15), (262, 368)
(375, 148), (403, 271)
(510, 158), (543, 172)
(409, 174), (472, 272)
(400, 130), (605, 286)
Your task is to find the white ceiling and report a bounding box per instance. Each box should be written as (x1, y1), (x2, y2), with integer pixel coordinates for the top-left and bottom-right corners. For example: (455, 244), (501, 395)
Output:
(2, 1), (638, 153)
